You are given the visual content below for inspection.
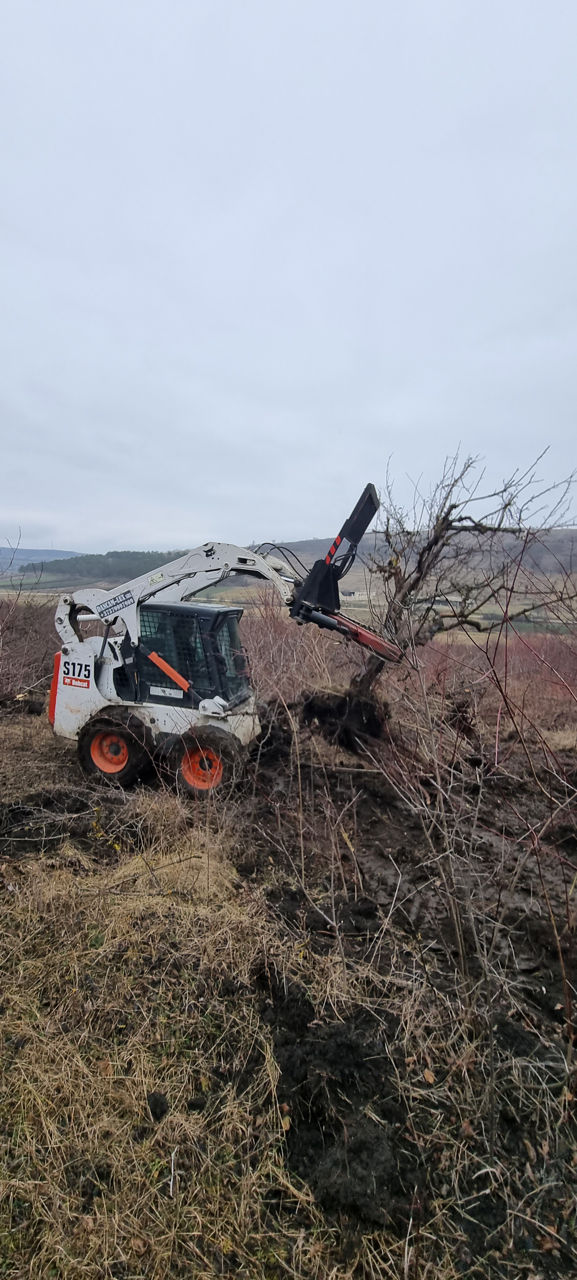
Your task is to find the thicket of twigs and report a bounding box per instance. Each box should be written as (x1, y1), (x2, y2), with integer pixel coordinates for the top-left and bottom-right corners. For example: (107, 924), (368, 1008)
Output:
(0, 595), (56, 702)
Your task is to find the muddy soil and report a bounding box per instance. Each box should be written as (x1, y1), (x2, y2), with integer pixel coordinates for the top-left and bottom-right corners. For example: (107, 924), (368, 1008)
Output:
(2, 697), (575, 1035)
(244, 697), (577, 1030)
(252, 959), (572, 1271)
(255, 966), (417, 1226)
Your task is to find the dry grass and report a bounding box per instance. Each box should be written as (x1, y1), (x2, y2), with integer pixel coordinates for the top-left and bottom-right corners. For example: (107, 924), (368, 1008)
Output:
(0, 715), (72, 800)
(98, 791), (237, 905)
(0, 888), (287, 1277)
(540, 727), (577, 753)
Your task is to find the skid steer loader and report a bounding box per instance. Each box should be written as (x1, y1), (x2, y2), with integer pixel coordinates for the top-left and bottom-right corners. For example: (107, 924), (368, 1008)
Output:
(48, 484), (401, 794)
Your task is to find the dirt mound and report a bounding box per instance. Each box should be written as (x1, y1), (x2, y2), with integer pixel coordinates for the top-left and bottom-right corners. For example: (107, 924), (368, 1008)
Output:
(253, 957), (574, 1267)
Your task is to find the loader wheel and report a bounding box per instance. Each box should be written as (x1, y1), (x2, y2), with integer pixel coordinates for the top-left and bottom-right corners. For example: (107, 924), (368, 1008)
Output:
(173, 729), (243, 799)
(78, 718), (148, 786)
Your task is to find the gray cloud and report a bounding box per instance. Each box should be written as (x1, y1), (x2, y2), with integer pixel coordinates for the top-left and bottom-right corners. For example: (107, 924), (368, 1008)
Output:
(1, 0), (576, 551)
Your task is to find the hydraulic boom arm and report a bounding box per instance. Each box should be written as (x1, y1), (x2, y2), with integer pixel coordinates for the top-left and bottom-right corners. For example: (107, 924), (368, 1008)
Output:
(55, 485), (402, 665)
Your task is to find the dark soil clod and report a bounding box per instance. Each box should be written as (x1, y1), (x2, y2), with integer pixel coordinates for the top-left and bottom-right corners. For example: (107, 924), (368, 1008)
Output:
(147, 1090), (169, 1122)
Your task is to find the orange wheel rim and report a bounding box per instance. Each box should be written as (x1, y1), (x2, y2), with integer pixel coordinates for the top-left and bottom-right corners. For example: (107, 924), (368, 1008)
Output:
(181, 746), (223, 790)
(90, 731), (130, 774)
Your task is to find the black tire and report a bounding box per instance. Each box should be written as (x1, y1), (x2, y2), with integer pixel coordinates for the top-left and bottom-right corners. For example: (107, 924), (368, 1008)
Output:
(77, 715), (149, 786)
(171, 727), (244, 799)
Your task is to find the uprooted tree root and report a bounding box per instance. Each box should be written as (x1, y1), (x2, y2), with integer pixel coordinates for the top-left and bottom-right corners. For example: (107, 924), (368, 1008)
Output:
(254, 685), (390, 759)
(299, 687), (390, 750)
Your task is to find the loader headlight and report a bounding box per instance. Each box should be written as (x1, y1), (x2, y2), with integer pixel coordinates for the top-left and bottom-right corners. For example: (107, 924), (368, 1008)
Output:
(198, 696), (228, 717)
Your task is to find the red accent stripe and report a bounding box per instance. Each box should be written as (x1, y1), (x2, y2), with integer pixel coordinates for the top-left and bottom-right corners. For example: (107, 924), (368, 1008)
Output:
(48, 651), (61, 725)
(334, 616), (403, 662)
(325, 533), (342, 564)
(148, 650), (190, 692)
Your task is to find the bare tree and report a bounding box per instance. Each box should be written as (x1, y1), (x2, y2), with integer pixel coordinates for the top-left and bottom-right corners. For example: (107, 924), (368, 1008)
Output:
(354, 452), (576, 692)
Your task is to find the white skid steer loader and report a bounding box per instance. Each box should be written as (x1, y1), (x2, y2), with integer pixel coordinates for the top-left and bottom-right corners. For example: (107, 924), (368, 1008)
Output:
(49, 485), (402, 795)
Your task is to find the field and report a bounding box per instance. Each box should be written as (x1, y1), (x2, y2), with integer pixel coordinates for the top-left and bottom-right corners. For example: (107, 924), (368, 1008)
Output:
(0, 599), (576, 1278)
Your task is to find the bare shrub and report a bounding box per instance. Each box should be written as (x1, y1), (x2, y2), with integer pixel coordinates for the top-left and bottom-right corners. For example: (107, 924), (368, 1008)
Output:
(0, 598), (57, 701)
(240, 588), (362, 700)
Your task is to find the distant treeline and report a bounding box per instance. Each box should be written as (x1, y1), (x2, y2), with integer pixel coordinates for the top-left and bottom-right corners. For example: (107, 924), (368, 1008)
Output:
(22, 550), (187, 583)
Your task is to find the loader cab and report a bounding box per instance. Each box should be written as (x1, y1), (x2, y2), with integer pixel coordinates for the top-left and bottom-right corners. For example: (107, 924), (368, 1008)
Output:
(114, 603), (251, 709)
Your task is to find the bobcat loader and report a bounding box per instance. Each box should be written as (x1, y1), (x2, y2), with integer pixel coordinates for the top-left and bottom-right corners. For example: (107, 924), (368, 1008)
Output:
(49, 484), (401, 793)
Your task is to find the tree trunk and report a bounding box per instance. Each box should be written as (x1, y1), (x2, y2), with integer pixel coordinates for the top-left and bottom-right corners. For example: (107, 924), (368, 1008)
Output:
(350, 653), (385, 695)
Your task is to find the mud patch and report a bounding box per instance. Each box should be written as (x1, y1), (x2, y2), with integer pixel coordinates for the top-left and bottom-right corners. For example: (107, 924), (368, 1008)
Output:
(246, 697), (576, 1039)
(255, 967), (417, 1225)
(0, 696), (44, 717)
(267, 885), (385, 957)
(0, 787), (132, 860)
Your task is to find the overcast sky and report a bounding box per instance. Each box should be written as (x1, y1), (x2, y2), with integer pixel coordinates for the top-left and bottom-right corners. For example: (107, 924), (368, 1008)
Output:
(1, 1), (576, 552)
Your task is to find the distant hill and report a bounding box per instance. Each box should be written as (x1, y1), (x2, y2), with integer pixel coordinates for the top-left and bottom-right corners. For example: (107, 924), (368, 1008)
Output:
(257, 528), (577, 577)
(0, 547), (78, 572)
(19, 549), (187, 587)
(15, 527), (577, 593)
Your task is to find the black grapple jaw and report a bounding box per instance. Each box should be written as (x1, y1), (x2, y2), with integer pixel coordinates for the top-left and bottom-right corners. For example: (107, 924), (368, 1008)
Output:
(290, 483), (379, 618)
(290, 483), (403, 663)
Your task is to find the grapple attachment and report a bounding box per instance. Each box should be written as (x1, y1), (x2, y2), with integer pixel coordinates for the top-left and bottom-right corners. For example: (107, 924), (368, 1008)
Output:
(290, 483), (402, 662)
